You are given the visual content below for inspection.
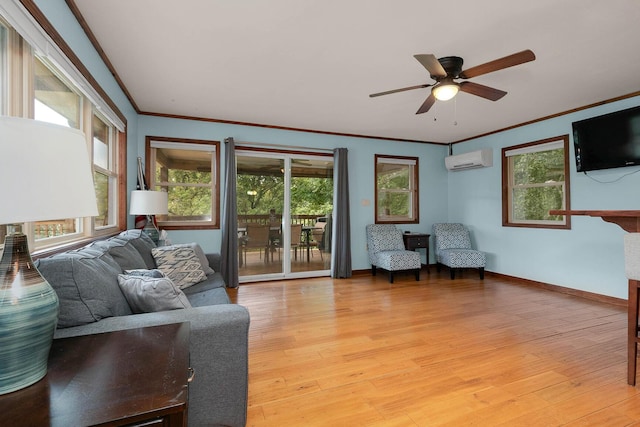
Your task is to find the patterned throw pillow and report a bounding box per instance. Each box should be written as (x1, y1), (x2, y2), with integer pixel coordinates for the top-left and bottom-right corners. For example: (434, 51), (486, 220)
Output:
(172, 243), (215, 275)
(151, 246), (207, 289)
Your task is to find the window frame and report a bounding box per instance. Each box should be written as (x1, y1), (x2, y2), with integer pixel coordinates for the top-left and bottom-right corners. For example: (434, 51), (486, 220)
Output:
(374, 154), (419, 224)
(91, 110), (118, 230)
(33, 55), (82, 129)
(146, 136), (221, 230)
(501, 135), (571, 229)
(0, 13), (126, 254)
(0, 20), (8, 115)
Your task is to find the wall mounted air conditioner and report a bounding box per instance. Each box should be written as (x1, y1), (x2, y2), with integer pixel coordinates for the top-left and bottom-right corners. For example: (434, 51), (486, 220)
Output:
(445, 148), (493, 171)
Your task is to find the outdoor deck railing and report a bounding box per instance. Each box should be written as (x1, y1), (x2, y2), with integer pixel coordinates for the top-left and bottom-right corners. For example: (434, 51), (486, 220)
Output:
(238, 214), (327, 227)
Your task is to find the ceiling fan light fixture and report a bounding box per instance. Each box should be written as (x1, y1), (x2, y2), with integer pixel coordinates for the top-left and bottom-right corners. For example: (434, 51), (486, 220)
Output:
(432, 81), (459, 101)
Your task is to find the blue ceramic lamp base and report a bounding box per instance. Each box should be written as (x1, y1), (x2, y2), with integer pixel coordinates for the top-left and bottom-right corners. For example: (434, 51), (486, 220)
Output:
(141, 215), (160, 244)
(0, 231), (58, 395)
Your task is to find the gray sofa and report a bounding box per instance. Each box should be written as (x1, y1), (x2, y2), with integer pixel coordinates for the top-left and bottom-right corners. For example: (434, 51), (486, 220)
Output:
(35, 229), (249, 427)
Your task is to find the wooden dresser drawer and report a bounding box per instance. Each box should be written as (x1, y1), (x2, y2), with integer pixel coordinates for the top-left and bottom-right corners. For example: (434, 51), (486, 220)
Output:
(409, 236), (428, 247)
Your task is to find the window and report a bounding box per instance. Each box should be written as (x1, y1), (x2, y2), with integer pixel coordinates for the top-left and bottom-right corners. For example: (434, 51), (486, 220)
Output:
(34, 57), (81, 128)
(147, 137), (220, 230)
(0, 14), (125, 252)
(0, 22), (6, 246)
(375, 155), (419, 224)
(92, 113), (117, 228)
(0, 22), (7, 115)
(502, 135), (570, 229)
(32, 57), (84, 244)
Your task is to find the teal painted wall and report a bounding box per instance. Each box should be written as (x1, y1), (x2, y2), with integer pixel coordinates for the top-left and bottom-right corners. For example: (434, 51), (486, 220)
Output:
(33, 0), (640, 294)
(448, 96), (640, 299)
(137, 115), (450, 270)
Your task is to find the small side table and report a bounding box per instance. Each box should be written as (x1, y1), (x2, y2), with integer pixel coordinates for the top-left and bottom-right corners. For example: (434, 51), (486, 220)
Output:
(403, 233), (430, 273)
(0, 323), (191, 427)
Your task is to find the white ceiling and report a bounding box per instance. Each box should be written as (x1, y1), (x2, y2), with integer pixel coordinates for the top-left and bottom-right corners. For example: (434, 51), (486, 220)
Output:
(71, 0), (640, 144)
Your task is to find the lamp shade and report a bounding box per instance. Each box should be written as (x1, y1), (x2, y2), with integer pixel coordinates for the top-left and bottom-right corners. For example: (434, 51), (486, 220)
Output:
(129, 190), (168, 215)
(0, 116), (98, 223)
(0, 116), (98, 395)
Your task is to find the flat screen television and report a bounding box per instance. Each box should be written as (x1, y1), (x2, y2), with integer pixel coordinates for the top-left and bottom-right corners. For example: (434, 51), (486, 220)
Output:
(572, 105), (640, 172)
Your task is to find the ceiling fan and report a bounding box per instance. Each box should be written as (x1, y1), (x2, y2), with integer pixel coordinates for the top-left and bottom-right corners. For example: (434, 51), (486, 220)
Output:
(370, 49), (535, 114)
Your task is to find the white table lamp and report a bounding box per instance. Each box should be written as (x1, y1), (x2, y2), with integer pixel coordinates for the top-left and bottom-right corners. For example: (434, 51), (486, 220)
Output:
(129, 190), (168, 243)
(0, 116), (98, 394)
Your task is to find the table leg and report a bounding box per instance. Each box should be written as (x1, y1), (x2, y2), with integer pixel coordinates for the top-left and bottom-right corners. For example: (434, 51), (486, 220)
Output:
(629, 279), (639, 385)
(425, 245), (430, 273)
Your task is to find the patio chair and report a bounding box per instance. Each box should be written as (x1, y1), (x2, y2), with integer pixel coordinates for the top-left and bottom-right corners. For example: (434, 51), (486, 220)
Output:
(432, 223), (486, 279)
(290, 223), (303, 260)
(242, 224), (272, 264)
(308, 222), (326, 260)
(366, 224), (421, 283)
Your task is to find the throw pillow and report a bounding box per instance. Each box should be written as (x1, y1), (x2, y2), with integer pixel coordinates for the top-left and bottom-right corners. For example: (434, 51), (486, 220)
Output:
(151, 246), (207, 289)
(117, 274), (192, 313)
(172, 243), (215, 275)
(125, 269), (165, 278)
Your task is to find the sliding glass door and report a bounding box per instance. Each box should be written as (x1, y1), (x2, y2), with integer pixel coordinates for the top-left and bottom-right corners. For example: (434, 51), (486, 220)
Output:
(237, 150), (333, 282)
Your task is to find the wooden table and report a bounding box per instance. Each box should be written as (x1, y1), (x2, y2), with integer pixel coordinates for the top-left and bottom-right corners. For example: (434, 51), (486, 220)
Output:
(550, 210), (640, 385)
(402, 232), (430, 272)
(549, 210), (640, 232)
(0, 323), (191, 426)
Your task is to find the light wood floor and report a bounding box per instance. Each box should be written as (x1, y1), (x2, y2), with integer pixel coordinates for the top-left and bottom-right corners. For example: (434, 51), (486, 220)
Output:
(228, 269), (640, 426)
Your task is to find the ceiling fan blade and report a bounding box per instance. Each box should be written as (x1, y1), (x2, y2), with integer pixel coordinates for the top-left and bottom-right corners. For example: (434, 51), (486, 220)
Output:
(369, 84), (432, 98)
(416, 93), (436, 114)
(414, 54), (447, 78)
(459, 81), (507, 101)
(459, 49), (535, 79)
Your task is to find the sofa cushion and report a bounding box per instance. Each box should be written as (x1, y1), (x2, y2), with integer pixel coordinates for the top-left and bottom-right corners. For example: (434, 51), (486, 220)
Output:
(117, 274), (192, 313)
(116, 229), (157, 269)
(182, 273), (226, 295)
(436, 230), (472, 250)
(186, 287), (231, 306)
(90, 238), (148, 272)
(151, 246), (207, 289)
(35, 249), (132, 328)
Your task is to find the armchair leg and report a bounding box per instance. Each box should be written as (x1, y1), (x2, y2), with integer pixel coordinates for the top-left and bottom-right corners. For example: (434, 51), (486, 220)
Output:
(415, 269), (420, 281)
(389, 271), (394, 283)
(371, 265), (377, 276)
(479, 267), (485, 280)
(450, 268), (455, 280)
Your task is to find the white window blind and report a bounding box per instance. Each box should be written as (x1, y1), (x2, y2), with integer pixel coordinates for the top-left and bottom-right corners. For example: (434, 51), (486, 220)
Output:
(505, 140), (564, 157)
(377, 157), (417, 165)
(150, 140), (217, 152)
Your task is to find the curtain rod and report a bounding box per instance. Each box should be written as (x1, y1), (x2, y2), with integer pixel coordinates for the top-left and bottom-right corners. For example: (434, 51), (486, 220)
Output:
(234, 140), (334, 154)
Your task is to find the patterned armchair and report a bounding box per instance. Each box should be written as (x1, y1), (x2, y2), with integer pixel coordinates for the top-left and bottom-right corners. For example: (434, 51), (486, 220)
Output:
(432, 223), (486, 279)
(366, 224), (421, 283)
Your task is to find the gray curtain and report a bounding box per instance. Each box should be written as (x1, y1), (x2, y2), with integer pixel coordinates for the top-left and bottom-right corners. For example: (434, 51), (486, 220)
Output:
(221, 137), (239, 288)
(331, 147), (352, 278)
